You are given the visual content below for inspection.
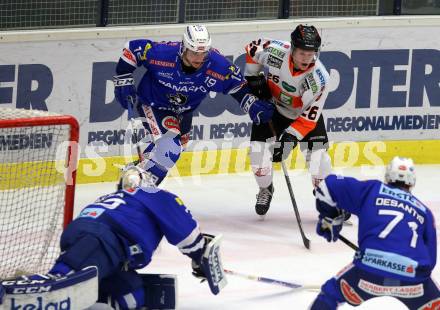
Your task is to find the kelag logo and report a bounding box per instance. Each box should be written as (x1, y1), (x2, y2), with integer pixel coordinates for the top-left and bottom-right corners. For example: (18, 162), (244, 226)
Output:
(9, 296), (71, 309)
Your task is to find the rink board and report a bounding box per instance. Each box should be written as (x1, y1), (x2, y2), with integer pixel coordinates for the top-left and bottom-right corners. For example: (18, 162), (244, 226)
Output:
(76, 139), (440, 183)
(1, 17), (440, 183)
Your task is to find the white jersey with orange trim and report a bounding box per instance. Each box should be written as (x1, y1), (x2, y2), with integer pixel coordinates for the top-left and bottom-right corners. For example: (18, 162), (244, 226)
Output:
(244, 38), (329, 139)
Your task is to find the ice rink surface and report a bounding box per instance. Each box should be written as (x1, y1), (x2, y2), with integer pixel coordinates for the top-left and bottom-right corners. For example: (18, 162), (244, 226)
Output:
(78, 165), (440, 310)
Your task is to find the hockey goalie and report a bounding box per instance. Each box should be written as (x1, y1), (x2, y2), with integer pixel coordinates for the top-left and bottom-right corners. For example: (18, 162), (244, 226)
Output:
(0, 166), (226, 309)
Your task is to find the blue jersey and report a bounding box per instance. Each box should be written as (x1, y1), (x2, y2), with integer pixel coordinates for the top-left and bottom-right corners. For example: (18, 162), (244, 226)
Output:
(76, 187), (202, 269)
(118, 39), (246, 113)
(318, 175), (437, 282)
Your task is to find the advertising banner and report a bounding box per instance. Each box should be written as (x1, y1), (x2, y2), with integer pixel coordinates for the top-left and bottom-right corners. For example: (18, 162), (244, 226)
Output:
(1, 25), (439, 159)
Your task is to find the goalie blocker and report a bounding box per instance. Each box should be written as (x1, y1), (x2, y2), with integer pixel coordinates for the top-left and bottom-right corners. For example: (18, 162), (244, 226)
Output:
(196, 234), (227, 295)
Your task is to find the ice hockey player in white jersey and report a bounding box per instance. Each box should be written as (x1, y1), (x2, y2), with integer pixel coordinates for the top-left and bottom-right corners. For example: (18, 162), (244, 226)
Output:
(0, 166), (226, 309)
(244, 24), (332, 216)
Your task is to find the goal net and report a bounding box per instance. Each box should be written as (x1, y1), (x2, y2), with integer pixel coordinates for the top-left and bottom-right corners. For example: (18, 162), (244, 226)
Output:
(0, 108), (79, 279)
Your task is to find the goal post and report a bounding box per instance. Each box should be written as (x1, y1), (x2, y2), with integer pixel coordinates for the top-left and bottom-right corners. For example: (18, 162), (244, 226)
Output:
(0, 108), (79, 278)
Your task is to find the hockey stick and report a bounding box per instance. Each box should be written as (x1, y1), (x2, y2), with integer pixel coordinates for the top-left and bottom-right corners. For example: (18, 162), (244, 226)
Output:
(224, 269), (320, 291)
(321, 219), (359, 251)
(269, 121), (311, 249)
(127, 96), (144, 162)
(339, 234), (359, 251)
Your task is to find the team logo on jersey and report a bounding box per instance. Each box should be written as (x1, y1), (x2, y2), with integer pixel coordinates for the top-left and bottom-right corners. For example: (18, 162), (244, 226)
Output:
(122, 48), (137, 65)
(281, 81), (296, 92)
(206, 69), (225, 81)
(267, 46), (286, 59)
(158, 71), (174, 79)
(267, 55), (282, 69)
(139, 43), (152, 61)
(79, 207), (104, 218)
(305, 73), (319, 94)
(162, 116), (180, 134)
(361, 248), (418, 278)
(279, 92), (293, 105)
(167, 93), (187, 106)
(271, 40), (290, 49)
(316, 68), (325, 85)
(340, 279), (363, 306)
(419, 298), (440, 310)
(149, 59), (175, 67)
(358, 279), (423, 298)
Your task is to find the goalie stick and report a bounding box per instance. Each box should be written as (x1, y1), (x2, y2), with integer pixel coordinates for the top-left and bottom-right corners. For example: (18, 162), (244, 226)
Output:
(224, 269), (320, 291)
(269, 121), (310, 249)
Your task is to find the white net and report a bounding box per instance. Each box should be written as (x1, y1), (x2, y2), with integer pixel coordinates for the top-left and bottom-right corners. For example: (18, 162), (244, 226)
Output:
(0, 108), (78, 279)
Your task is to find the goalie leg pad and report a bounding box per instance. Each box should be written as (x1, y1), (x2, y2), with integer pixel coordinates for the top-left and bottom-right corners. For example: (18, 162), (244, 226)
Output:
(98, 272), (176, 310)
(142, 274), (177, 310)
(201, 235), (227, 295)
(0, 284), (4, 305)
(1, 266), (98, 309)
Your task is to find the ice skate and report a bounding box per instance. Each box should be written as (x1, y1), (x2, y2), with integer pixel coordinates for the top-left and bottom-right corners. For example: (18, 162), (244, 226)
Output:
(255, 183), (274, 217)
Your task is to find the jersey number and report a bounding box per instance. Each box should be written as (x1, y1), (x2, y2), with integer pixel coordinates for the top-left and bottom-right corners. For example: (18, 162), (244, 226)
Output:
(95, 197), (126, 210)
(378, 210), (419, 248)
(301, 105), (319, 121)
(267, 73), (279, 83)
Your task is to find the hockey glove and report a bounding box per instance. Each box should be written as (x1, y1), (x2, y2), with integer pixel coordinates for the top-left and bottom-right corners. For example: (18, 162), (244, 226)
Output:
(240, 94), (274, 125)
(191, 234), (227, 295)
(191, 234), (214, 282)
(316, 214), (344, 242)
(113, 73), (136, 109)
(272, 131), (298, 162)
(245, 74), (272, 100)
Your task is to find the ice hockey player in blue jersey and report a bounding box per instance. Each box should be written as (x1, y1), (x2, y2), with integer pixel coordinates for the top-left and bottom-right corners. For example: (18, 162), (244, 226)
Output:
(311, 156), (439, 309)
(113, 24), (274, 185)
(0, 166), (226, 309)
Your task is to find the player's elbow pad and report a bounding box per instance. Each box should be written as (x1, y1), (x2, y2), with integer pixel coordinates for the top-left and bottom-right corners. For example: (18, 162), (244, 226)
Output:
(115, 58), (136, 75)
(316, 199), (341, 219)
(230, 83), (252, 104)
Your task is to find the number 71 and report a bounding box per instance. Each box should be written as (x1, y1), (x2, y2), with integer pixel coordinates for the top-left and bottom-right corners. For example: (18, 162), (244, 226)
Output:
(378, 210), (418, 248)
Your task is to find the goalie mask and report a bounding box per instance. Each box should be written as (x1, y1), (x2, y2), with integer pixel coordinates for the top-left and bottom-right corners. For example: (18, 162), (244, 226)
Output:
(384, 156), (416, 189)
(118, 166), (156, 191)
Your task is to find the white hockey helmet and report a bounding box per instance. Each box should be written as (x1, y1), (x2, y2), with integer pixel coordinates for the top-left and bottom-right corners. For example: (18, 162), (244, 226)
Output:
(182, 25), (212, 53)
(118, 165), (156, 191)
(384, 156), (416, 188)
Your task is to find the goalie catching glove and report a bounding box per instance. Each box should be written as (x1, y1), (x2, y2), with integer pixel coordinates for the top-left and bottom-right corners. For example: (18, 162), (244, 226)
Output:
(191, 234), (227, 295)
